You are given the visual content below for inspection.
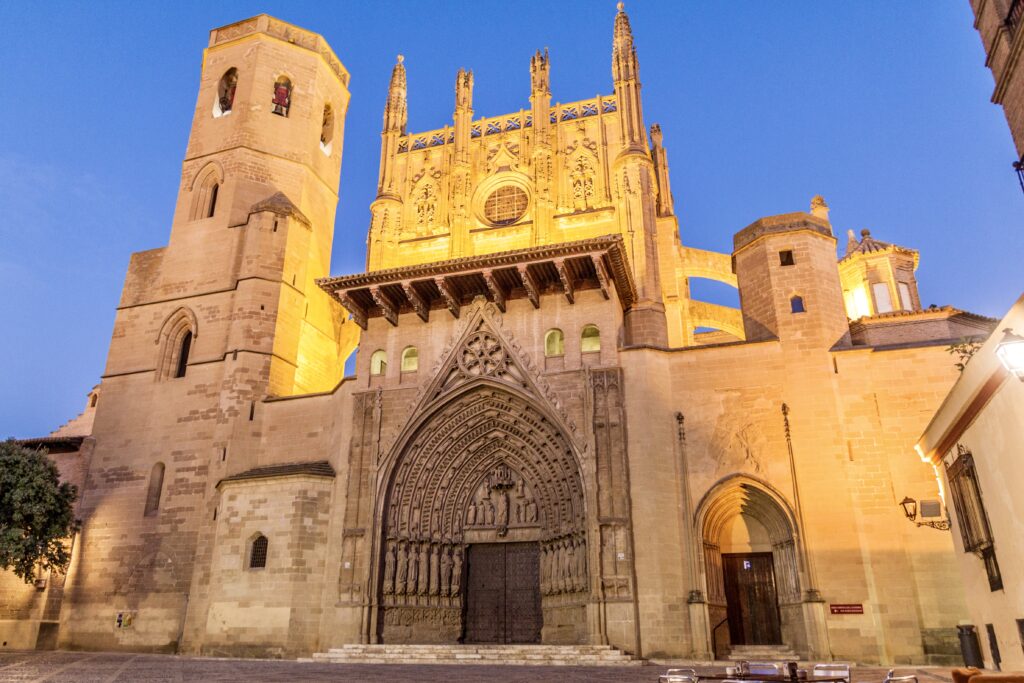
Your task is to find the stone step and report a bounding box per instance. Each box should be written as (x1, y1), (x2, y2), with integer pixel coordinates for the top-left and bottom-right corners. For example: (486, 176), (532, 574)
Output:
(305, 643), (641, 666)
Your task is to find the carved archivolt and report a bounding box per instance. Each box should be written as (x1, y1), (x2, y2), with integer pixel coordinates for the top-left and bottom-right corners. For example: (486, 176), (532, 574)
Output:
(379, 385), (588, 608)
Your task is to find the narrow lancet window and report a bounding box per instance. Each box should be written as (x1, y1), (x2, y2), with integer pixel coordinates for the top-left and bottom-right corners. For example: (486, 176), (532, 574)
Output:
(144, 462), (165, 517)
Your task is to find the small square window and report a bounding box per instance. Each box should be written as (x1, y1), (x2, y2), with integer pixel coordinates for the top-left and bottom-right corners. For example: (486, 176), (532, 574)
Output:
(779, 250), (795, 266)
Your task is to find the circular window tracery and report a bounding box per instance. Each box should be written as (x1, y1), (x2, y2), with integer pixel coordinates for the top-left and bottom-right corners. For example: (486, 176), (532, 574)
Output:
(483, 185), (528, 226)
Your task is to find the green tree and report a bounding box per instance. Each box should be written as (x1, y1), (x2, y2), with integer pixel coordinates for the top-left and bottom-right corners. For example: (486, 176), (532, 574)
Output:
(0, 440), (79, 583)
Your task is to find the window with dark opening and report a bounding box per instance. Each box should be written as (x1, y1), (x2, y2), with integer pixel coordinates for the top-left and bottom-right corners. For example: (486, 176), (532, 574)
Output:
(175, 331), (192, 378)
(779, 250), (795, 266)
(948, 447), (1003, 591)
(207, 184), (219, 218)
(320, 103), (334, 154)
(250, 535), (268, 569)
(790, 296), (805, 313)
(272, 77), (292, 117)
(144, 462), (165, 517)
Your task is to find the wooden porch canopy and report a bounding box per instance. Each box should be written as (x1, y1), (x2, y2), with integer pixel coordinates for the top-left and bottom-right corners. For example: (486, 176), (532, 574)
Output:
(317, 235), (637, 329)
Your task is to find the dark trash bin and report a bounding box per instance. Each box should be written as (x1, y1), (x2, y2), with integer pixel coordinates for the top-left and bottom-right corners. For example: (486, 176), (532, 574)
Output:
(958, 624), (984, 669)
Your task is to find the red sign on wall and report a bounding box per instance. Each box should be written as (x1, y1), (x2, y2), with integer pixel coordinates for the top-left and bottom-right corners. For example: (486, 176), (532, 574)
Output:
(829, 604), (864, 615)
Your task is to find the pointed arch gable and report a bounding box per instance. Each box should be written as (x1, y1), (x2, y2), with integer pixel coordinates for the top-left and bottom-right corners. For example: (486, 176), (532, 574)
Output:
(402, 301), (579, 449)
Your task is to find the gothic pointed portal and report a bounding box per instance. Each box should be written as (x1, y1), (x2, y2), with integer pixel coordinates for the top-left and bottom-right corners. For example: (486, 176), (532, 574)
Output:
(376, 302), (589, 644)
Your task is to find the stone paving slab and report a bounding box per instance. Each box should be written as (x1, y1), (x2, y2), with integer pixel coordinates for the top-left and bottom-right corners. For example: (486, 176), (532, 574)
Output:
(0, 650), (957, 683)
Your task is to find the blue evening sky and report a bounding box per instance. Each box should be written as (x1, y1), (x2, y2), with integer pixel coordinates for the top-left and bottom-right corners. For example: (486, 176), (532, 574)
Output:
(0, 1), (1019, 438)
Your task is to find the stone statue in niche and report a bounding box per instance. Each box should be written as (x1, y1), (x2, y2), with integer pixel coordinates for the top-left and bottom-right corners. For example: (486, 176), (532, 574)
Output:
(565, 540), (577, 591)
(440, 545), (452, 596)
(429, 544), (440, 596)
(383, 539), (397, 594)
(414, 183), (437, 232)
(525, 500), (538, 523)
(395, 541), (409, 595)
(574, 537), (587, 590)
(484, 499), (495, 525)
(417, 543), (430, 595)
(406, 542), (419, 596)
(495, 490), (509, 528)
(464, 464), (540, 530)
(451, 547), (463, 596)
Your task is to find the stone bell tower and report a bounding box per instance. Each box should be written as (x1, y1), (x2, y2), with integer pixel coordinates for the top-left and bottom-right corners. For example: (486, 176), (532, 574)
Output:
(161, 14), (355, 395)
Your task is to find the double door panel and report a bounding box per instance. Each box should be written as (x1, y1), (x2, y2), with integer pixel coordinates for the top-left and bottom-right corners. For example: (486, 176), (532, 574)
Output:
(465, 542), (541, 643)
(722, 552), (783, 646)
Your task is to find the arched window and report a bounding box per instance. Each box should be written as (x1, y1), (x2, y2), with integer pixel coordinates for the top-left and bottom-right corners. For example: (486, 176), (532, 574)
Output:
(144, 462), (165, 517)
(581, 324), (601, 353)
(790, 295), (806, 314)
(174, 331), (192, 378)
(320, 103), (334, 155)
(370, 350), (387, 376)
(401, 347), (418, 372)
(157, 307), (198, 381)
(249, 534), (268, 569)
(89, 392), (98, 408)
(272, 76), (292, 117)
(544, 329), (565, 357)
(214, 67), (238, 117)
(190, 166), (223, 221)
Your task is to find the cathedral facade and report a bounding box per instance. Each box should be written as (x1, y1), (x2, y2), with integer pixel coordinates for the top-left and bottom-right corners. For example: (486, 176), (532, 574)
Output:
(1, 9), (998, 664)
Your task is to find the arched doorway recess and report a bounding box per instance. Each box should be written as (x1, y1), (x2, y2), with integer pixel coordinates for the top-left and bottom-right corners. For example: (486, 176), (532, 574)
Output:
(376, 383), (590, 645)
(697, 476), (808, 658)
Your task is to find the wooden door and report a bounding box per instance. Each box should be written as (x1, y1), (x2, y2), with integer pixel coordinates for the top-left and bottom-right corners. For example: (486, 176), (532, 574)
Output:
(465, 543), (541, 643)
(722, 552), (782, 645)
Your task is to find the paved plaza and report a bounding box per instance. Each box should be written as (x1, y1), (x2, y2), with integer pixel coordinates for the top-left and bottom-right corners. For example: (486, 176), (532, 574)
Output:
(0, 650), (958, 683)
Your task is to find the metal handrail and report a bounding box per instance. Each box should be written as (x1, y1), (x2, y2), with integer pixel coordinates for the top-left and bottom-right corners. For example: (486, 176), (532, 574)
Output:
(711, 615), (729, 660)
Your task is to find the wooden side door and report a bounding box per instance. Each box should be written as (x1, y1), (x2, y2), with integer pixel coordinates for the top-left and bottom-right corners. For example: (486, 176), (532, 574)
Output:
(722, 552), (782, 645)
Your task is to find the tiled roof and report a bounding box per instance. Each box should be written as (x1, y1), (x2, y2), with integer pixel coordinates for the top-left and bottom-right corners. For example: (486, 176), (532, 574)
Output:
(218, 460), (335, 486)
(17, 435), (86, 450)
(843, 229), (915, 259)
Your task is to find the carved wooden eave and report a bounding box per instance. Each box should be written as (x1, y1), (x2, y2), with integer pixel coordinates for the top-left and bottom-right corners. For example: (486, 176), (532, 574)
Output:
(318, 235), (637, 329)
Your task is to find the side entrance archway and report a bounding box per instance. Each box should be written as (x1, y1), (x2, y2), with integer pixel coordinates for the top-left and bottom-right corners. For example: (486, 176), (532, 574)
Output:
(697, 476), (808, 658)
(376, 384), (589, 645)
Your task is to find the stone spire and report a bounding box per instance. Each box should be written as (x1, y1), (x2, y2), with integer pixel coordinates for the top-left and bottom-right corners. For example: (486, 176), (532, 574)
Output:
(650, 123), (674, 217)
(530, 48), (550, 95)
(377, 55), (407, 198)
(453, 68), (474, 165)
(383, 54), (407, 135)
(612, 2), (646, 151)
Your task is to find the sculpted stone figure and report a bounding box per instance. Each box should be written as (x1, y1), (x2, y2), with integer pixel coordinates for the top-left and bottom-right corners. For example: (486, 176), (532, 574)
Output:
(525, 499), (538, 523)
(496, 490), (509, 527)
(574, 537), (587, 590)
(429, 544), (440, 596)
(440, 545), (452, 596)
(484, 499), (495, 525)
(540, 545), (551, 594)
(466, 502), (477, 525)
(395, 542), (409, 595)
(451, 547), (463, 596)
(383, 540), (396, 594)
(406, 542), (419, 596)
(418, 543), (430, 595)
(566, 539), (578, 591)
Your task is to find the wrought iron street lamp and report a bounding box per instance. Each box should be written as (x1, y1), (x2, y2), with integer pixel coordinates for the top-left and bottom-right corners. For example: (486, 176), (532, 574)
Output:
(995, 328), (1024, 381)
(899, 496), (951, 530)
